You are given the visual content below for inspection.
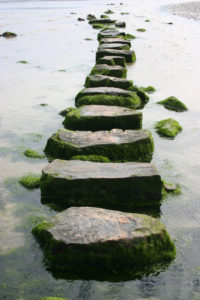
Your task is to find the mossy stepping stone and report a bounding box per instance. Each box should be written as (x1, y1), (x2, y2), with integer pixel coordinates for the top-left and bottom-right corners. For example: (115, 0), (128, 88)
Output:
(100, 37), (131, 46)
(40, 298), (68, 300)
(98, 43), (130, 50)
(96, 49), (136, 63)
(155, 118), (182, 139)
(33, 206), (175, 280)
(157, 96), (188, 112)
(97, 55), (126, 67)
(63, 105), (142, 131)
(90, 64), (127, 78)
(89, 18), (116, 24)
(45, 128), (153, 162)
(75, 87), (142, 109)
(115, 21), (126, 28)
(98, 29), (125, 40)
(85, 74), (133, 90)
(40, 160), (162, 210)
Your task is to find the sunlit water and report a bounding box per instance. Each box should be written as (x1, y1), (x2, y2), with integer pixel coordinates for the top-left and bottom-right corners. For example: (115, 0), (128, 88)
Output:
(1, 0), (200, 299)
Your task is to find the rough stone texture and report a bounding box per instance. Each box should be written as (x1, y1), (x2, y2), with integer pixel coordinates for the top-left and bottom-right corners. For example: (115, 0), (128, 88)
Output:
(89, 18), (116, 24)
(44, 128), (154, 162)
(157, 96), (188, 112)
(32, 206), (175, 279)
(90, 64), (127, 78)
(75, 87), (142, 109)
(100, 37), (131, 46)
(97, 56), (126, 67)
(115, 21), (126, 28)
(98, 29), (125, 40)
(85, 74), (133, 90)
(96, 49), (136, 63)
(63, 105), (142, 131)
(155, 118), (182, 139)
(98, 43), (130, 50)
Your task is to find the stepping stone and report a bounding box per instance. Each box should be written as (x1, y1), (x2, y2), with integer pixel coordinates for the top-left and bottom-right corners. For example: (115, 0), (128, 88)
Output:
(96, 49), (136, 63)
(40, 160), (162, 210)
(75, 87), (142, 109)
(85, 74), (133, 90)
(98, 29), (125, 40)
(100, 37), (131, 46)
(32, 206), (175, 280)
(116, 21), (126, 28)
(98, 43), (130, 50)
(45, 128), (154, 162)
(89, 18), (116, 24)
(63, 105), (142, 131)
(97, 55), (126, 67)
(90, 64), (127, 78)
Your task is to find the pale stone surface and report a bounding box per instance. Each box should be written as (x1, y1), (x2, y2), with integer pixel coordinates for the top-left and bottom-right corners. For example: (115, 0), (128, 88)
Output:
(99, 43), (129, 50)
(85, 74), (133, 89)
(76, 87), (134, 100)
(97, 55), (126, 67)
(115, 21), (126, 27)
(78, 105), (141, 117)
(96, 49), (136, 63)
(100, 37), (131, 46)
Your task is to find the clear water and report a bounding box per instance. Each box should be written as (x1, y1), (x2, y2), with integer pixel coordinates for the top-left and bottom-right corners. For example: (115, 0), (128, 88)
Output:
(1, 0), (200, 299)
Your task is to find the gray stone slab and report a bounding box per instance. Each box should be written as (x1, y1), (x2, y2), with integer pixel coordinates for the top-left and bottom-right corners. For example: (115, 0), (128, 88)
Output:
(89, 18), (116, 24)
(44, 128), (154, 162)
(98, 29), (125, 40)
(116, 21), (126, 28)
(84, 74), (133, 89)
(100, 37), (131, 46)
(90, 64), (127, 78)
(96, 49), (136, 63)
(97, 55), (126, 67)
(98, 43), (130, 50)
(63, 105), (142, 130)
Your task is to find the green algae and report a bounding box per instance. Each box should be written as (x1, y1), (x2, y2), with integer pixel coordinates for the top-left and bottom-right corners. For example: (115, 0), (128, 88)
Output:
(40, 297), (68, 300)
(157, 96), (188, 112)
(17, 60), (28, 64)
(19, 174), (41, 189)
(120, 12), (129, 15)
(97, 56), (126, 67)
(71, 155), (110, 162)
(155, 118), (182, 139)
(129, 85), (149, 105)
(123, 34), (136, 40)
(145, 19), (150, 22)
(100, 14), (109, 18)
(96, 49), (136, 63)
(90, 65), (127, 78)
(92, 24), (105, 29)
(24, 149), (45, 159)
(1, 31), (17, 37)
(104, 9), (114, 14)
(137, 28), (146, 32)
(87, 14), (96, 20)
(84, 37), (92, 41)
(163, 181), (181, 196)
(141, 86), (156, 93)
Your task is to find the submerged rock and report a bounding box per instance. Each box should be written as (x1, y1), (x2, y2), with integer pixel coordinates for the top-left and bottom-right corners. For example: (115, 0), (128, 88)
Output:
(90, 64), (127, 78)
(116, 21), (126, 28)
(78, 17), (85, 21)
(40, 160), (162, 210)
(87, 14), (96, 20)
(32, 207), (175, 280)
(63, 105), (142, 131)
(23, 149), (45, 159)
(96, 48), (136, 63)
(97, 55), (126, 67)
(19, 174), (40, 189)
(85, 74), (133, 89)
(155, 118), (182, 138)
(157, 96), (188, 112)
(137, 28), (146, 32)
(1, 31), (17, 38)
(45, 128), (153, 162)
(98, 42), (130, 50)
(75, 87), (142, 109)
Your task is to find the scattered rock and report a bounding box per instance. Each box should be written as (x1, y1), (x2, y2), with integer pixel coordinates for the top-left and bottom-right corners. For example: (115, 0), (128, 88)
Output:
(40, 160), (163, 209)
(40, 103), (48, 106)
(137, 28), (146, 32)
(63, 105), (142, 130)
(90, 64), (127, 78)
(92, 23), (106, 29)
(89, 18), (116, 25)
(24, 149), (45, 159)
(155, 118), (182, 139)
(45, 128), (154, 162)
(84, 37), (92, 41)
(58, 69), (67, 72)
(17, 60), (28, 64)
(116, 21), (126, 28)
(85, 74), (133, 89)
(141, 86), (156, 93)
(96, 48), (136, 63)
(167, 22), (173, 25)
(70, 12), (77, 15)
(164, 182), (177, 192)
(145, 19), (150, 22)
(87, 14), (96, 20)
(100, 14), (109, 18)
(121, 12), (129, 15)
(19, 174), (40, 189)
(97, 55), (126, 67)
(104, 9), (114, 14)
(71, 154), (110, 162)
(157, 96), (188, 112)
(1, 31), (17, 38)
(124, 33), (136, 40)
(78, 17), (85, 21)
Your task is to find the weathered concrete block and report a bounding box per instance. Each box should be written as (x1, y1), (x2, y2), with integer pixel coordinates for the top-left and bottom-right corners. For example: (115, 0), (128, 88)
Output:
(44, 128), (154, 162)
(40, 159), (163, 210)
(85, 74), (133, 90)
(97, 55), (126, 67)
(100, 37), (131, 46)
(32, 206), (175, 280)
(63, 105), (142, 131)
(96, 49), (136, 63)
(75, 87), (142, 109)
(90, 64), (127, 78)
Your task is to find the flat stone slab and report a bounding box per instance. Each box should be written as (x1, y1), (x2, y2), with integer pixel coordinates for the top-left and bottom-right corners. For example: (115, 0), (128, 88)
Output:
(116, 21), (126, 28)
(40, 159), (163, 211)
(89, 18), (116, 24)
(45, 128), (153, 162)
(32, 206), (175, 279)
(98, 43), (130, 50)
(90, 64), (127, 78)
(75, 87), (142, 109)
(63, 105), (142, 131)
(85, 74), (133, 90)
(98, 29), (125, 40)
(96, 49), (136, 63)
(97, 55), (126, 67)
(100, 37), (131, 46)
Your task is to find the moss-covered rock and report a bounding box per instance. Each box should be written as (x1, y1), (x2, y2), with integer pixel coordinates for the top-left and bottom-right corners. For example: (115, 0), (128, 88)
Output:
(32, 207), (175, 280)
(90, 64), (127, 78)
(40, 160), (162, 210)
(89, 18), (116, 25)
(141, 86), (156, 93)
(87, 14), (96, 20)
(92, 23), (105, 29)
(44, 128), (154, 162)
(98, 29), (125, 40)
(71, 155), (110, 162)
(100, 37), (131, 47)
(155, 118), (182, 139)
(157, 96), (188, 112)
(104, 9), (114, 14)
(115, 21), (126, 28)
(129, 85), (149, 105)
(123, 33), (136, 40)
(40, 297), (68, 300)
(96, 49), (136, 63)
(137, 28), (146, 32)
(17, 60), (28, 64)
(23, 149), (45, 159)
(97, 55), (126, 67)
(75, 87), (142, 109)
(100, 14), (109, 18)
(19, 175), (41, 189)
(1, 31), (17, 38)
(85, 74), (133, 89)
(63, 105), (142, 131)
(99, 43), (130, 50)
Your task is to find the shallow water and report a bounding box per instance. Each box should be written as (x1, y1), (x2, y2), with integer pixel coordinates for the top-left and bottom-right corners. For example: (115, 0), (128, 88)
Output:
(1, 0), (200, 299)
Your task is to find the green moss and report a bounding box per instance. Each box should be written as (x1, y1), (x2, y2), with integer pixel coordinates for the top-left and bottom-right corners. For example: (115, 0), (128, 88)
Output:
(1, 31), (17, 37)
(19, 174), (41, 189)
(40, 297), (68, 300)
(23, 149), (45, 159)
(129, 85), (149, 106)
(85, 76), (132, 90)
(93, 23), (105, 29)
(155, 118), (182, 139)
(163, 181), (181, 196)
(100, 14), (109, 18)
(17, 60), (28, 64)
(87, 14), (96, 20)
(145, 19), (150, 22)
(157, 96), (188, 112)
(84, 37), (92, 41)
(90, 65), (127, 78)
(71, 155), (110, 162)
(141, 85), (156, 93)
(96, 49), (136, 63)
(97, 56), (126, 67)
(123, 34), (136, 40)
(75, 94), (142, 109)
(120, 12), (129, 15)
(104, 9), (114, 14)
(137, 28), (146, 32)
